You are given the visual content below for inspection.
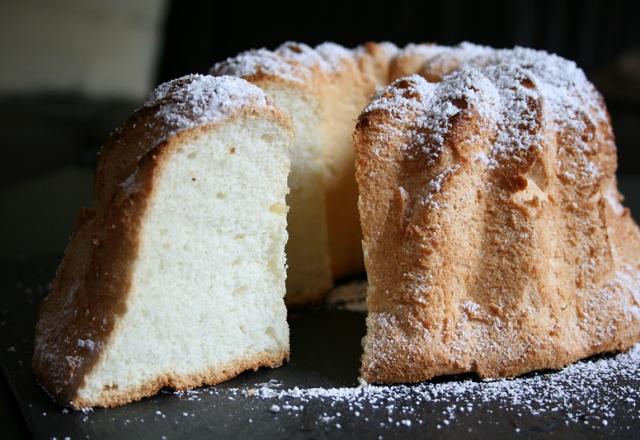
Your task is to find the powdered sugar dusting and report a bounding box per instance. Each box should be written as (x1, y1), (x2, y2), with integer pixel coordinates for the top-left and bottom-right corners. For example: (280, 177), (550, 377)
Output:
(363, 43), (606, 174)
(315, 42), (354, 68)
(143, 74), (269, 130)
(605, 183), (626, 216)
(211, 48), (305, 83)
(76, 339), (97, 351)
(363, 69), (499, 164)
(114, 74), (273, 192)
(242, 343), (640, 430)
(212, 41), (396, 86)
(143, 343), (640, 434)
(421, 164), (461, 208)
(211, 41), (355, 84)
(398, 43), (446, 60)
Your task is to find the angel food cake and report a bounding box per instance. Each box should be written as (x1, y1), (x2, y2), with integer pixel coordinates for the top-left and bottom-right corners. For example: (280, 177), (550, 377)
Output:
(33, 42), (640, 408)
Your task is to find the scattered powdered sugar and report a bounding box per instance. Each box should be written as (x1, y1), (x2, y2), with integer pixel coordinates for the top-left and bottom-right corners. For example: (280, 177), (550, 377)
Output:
(421, 164), (461, 208)
(605, 184), (626, 216)
(315, 42), (357, 68)
(415, 66), (500, 151)
(239, 343), (640, 430)
(276, 42), (342, 72)
(156, 343), (639, 433)
(417, 42), (493, 79)
(112, 74), (275, 193)
(363, 43), (607, 182)
(211, 47), (307, 83)
(462, 300), (482, 315)
(211, 41), (354, 84)
(398, 43), (447, 62)
(360, 75), (436, 154)
(362, 68), (499, 165)
(76, 339), (97, 351)
(615, 266), (640, 320)
(143, 74), (269, 131)
(173, 389), (204, 402)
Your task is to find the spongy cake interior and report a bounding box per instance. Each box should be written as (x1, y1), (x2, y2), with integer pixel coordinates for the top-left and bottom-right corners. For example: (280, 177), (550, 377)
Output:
(77, 118), (290, 402)
(261, 86), (334, 303)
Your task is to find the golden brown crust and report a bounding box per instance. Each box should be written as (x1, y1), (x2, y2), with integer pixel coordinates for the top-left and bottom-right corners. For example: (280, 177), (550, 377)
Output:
(387, 43), (440, 81)
(71, 350), (288, 409)
(355, 51), (640, 383)
(33, 150), (154, 405)
(33, 75), (292, 408)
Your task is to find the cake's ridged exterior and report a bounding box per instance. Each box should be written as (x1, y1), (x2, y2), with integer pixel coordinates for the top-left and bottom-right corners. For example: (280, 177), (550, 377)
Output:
(32, 75), (293, 408)
(355, 47), (640, 382)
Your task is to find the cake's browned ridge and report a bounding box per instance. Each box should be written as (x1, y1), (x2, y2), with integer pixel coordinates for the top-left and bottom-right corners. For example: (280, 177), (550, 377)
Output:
(355, 46), (640, 383)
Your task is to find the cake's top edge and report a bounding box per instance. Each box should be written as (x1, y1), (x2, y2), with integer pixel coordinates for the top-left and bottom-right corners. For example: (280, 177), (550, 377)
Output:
(99, 74), (291, 202)
(209, 41), (595, 93)
(365, 43), (601, 115)
(209, 41), (401, 84)
(360, 44), (609, 169)
(141, 74), (278, 130)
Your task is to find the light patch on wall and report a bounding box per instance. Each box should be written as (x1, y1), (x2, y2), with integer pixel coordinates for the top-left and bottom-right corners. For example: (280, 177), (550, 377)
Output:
(0, 0), (168, 98)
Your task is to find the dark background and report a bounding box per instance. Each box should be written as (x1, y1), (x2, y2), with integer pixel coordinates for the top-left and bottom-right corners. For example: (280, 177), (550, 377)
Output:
(159, 0), (639, 83)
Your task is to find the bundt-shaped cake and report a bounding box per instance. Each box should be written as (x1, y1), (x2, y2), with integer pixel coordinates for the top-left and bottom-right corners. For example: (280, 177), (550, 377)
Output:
(33, 41), (640, 409)
(33, 75), (293, 408)
(355, 46), (640, 382)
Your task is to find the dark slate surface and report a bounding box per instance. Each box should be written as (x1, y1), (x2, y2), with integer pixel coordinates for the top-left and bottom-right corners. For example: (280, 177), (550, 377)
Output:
(1, 255), (639, 439)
